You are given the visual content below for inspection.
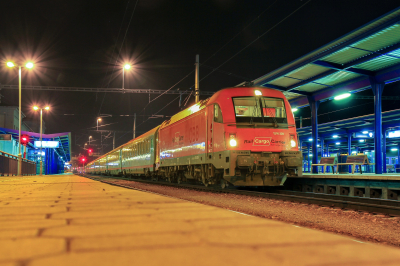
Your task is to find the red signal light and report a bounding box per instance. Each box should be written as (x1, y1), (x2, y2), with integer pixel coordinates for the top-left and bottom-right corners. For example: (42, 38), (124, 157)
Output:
(88, 149), (93, 153)
(21, 135), (29, 145)
(81, 158), (86, 162)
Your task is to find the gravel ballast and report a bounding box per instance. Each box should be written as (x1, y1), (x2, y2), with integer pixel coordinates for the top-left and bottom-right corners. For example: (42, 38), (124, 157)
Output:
(92, 177), (400, 248)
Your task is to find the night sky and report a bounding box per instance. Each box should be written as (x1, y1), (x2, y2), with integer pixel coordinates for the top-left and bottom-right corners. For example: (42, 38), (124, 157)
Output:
(0, 0), (399, 157)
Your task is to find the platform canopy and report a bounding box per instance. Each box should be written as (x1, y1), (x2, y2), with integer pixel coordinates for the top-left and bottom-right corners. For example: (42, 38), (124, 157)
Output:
(247, 7), (400, 108)
(0, 127), (71, 162)
(296, 109), (400, 151)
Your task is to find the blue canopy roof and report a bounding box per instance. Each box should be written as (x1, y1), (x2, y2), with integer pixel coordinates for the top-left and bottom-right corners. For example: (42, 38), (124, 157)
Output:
(247, 7), (400, 108)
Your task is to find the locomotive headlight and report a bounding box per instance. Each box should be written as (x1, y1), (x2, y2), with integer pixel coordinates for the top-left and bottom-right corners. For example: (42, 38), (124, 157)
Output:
(230, 139), (237, 147)
(229, 133), (237, 147)
(255, 90), (262, 96)
(290, 139), (296, 147)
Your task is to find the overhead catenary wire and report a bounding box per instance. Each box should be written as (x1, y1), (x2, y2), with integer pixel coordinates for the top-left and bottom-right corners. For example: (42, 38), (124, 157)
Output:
(103, 1), (314, 150)
(133, 1), (282, 115)
(98, 0), (140, 116)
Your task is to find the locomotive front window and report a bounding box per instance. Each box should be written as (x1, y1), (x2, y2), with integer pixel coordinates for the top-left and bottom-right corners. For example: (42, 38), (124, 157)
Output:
(233, 97), (287, 126)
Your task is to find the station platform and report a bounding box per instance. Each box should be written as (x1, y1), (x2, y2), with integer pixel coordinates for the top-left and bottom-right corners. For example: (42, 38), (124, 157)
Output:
(1, 174), (400, 265)
(302, 173), (400, 180)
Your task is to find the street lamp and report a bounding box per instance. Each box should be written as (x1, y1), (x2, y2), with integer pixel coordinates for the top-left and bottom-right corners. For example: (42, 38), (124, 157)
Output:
(33, 105), (50, 176)
(122, 64), (131, 90)
(97, 118), (102, 131)
(7, 61), (34, 176)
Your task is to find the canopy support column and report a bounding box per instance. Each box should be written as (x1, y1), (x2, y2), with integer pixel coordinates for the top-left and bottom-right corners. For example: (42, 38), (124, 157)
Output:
(307, 143), (311, 173)
(347, 131), (352, 173)
(307, 96), (319, 173)
(383, 129), (387, 173)
(320, 138), (324, 157)
(398, 143), (400, 166)
(370, 77), (385, 174)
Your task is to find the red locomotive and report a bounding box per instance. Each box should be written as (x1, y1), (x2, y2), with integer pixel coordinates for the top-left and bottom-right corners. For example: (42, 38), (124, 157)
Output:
(86, 87), (303, 187)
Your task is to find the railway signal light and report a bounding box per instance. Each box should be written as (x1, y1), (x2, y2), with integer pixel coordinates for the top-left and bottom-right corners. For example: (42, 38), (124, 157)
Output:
(88, 149), (93, 153)
(21, 135), (29, 145)
(81, 157), (86, 162)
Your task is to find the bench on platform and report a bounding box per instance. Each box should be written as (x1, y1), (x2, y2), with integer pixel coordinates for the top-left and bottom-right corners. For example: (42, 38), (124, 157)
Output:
(311, 156), (337, 173)
(336, 155), (373, 174)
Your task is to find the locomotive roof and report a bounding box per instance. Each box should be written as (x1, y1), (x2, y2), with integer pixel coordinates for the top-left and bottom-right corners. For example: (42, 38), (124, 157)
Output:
(162, 86), (287, 127)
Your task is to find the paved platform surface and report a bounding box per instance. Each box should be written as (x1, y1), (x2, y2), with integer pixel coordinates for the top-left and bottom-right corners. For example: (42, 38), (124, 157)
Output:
(1, 174), (400, 266)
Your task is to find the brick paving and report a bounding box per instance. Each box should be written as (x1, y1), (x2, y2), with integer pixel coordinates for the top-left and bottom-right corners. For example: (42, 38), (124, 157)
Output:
(1, 174), (400, 266)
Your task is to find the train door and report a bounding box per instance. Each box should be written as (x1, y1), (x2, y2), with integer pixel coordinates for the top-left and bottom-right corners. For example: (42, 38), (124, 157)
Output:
(207, 105), (214, 158)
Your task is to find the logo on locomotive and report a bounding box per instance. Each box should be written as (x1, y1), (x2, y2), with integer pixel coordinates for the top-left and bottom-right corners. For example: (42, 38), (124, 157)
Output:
(252, 137), (272, 146)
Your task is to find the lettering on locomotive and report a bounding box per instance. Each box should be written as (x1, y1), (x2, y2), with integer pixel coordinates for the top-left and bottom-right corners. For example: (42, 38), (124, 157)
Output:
(252, 137), (272, 146)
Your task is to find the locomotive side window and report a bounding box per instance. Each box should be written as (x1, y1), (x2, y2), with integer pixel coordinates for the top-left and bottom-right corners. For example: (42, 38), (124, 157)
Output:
(214, 104), (223, 123)
(233, 97), (287, 126)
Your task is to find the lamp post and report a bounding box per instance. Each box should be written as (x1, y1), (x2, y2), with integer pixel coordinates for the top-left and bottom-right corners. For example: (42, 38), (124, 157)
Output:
(97, 118), (102, 131)
(89, 136), (92, 145)
(33, 106), (50, 176)
(6, 61), (34, 176)
(122, 64), (131, 91)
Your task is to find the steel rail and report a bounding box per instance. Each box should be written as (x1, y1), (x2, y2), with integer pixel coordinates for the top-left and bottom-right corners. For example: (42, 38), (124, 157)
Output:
(82, 174), (400, 216)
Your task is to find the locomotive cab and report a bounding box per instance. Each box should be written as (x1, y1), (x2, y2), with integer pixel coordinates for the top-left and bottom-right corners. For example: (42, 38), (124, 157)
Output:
(208, 87), (303, 186)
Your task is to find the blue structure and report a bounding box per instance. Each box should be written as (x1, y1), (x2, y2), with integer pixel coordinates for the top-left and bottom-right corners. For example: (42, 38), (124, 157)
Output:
(296, 109), (400, 173)
(0, 127), (71, 175)
(242, 7), (400, 174)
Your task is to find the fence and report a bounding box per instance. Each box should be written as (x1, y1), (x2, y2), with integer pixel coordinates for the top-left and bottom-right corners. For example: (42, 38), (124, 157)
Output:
(0, 151), (36, 176)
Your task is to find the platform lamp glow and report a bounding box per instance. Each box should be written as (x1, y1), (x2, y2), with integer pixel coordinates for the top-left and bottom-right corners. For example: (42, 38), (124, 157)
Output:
(97, 118), (102, 131)
(33, 105), (50, 176)
(122, 64), (131, 91)
(7, 61), (34, 176)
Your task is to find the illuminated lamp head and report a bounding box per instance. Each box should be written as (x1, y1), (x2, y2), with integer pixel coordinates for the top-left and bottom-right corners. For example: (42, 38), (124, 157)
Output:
(33, 106), (39, 111)
(45, 106), (50, 111)
(25, 62), (34, 69)
(292, 108), (298, 112)
(334, 93), (351, 100)
(6, 61), (15, 68)
(124, 64), (131, 70)
(254, 90), (262, 96)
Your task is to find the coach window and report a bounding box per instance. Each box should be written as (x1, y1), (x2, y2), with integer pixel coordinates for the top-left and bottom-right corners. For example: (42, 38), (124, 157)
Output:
(214, 104), (223, 123)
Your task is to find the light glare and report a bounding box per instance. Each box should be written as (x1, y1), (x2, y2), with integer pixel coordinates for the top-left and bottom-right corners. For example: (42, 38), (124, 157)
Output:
(290, 140), (296, 147)
(6, 61), (15, 68)
(25, 62), (34, 69)
(33, 106), (39, 110)
(229, 139), (237, 147)
(124, 64), (131, 70)
(292, 108), (298, 112)
(334, 93), (351, 100)
(254, 90), (262, 96)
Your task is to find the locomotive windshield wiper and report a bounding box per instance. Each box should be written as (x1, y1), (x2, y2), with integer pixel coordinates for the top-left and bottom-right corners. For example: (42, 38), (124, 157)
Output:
(261, 99), (278, 128)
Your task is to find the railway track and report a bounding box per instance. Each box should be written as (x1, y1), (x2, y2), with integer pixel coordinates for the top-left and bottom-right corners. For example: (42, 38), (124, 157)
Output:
(82, 174), (400, 217)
